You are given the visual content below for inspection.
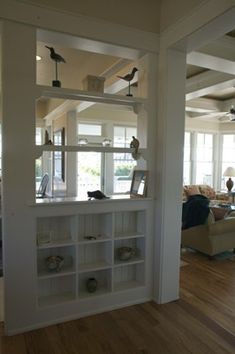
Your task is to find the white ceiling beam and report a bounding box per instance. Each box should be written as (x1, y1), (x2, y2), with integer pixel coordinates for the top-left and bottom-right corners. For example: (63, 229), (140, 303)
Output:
(185, 97), (222, 112)
(186, 70), (233, 88)
(187, 51), (235, 75)
(206, 34), (235, 52)
(37, 29), (146, 61)
(186, 79), (235, 101)
(187, 112), (226, 120)
(221, 98), (235, 112)
(186, 71), (235, 101)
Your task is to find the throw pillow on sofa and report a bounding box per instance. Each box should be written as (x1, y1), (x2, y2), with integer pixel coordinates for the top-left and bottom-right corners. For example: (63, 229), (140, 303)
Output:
(210, 206), (229, 221)
(184, 185), (201, 197)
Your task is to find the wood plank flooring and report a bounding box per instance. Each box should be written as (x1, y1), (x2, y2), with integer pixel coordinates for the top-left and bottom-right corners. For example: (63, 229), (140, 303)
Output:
(1, 249), (235, 354)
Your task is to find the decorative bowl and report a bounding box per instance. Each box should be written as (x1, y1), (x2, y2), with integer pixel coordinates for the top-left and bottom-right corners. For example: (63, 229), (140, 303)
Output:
(45, 255), (64, 272)
(117, 246), (136, 261)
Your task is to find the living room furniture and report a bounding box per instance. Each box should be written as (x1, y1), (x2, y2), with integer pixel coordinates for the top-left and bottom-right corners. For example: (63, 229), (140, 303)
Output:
(181, 211), (235, 258)
(183, 184), (229, 203)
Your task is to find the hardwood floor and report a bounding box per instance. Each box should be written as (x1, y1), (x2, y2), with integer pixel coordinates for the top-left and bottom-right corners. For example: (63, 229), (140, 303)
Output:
(1, 249), (235, 354)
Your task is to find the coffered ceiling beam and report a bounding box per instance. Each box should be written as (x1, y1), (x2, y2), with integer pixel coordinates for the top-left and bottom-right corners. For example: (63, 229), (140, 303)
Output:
(187, 111), (226, 120)
(186, 71), (235, 101)
(38, 29), (146, 61)
(186, 97), (222, 113)
(205, 34), (235, 54)
(221, 97), (235, 112)
(187, 51), (235, 75)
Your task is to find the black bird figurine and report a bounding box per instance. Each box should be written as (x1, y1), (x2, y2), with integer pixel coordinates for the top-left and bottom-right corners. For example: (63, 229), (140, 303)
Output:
(87, 190), (109, 200)
(45, 46), (66, 87)
(117, 67), (138, 96)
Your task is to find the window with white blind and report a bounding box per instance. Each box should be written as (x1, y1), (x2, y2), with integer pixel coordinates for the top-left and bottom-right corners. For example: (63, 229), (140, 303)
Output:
(221, 134), (235, 190)
(113, 126), (137, 193)
(195, 133), (213, 185)
(183, 131), (191, 185)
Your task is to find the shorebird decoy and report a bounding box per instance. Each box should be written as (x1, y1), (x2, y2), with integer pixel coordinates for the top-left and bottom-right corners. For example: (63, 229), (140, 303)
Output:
(45, 46), (66, 87)
(130, 136), (140, 153)
(117, 67), (138, 96)
(45, 46), (66, 63)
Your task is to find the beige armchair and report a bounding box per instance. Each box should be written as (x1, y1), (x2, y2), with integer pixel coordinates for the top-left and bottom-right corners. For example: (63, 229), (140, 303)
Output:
(181, 212), (235, 258)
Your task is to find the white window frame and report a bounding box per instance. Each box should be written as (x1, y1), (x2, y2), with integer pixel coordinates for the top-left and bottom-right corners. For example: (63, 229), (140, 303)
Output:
(184, 129), (217, 189)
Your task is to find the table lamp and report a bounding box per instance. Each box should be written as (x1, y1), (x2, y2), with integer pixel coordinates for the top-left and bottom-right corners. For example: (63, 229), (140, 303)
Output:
(223, 166), (235, 191)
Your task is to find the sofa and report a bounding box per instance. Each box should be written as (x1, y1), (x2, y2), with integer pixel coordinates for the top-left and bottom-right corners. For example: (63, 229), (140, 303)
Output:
(182, 184), (229, 203)
(181, 210), (235, 258)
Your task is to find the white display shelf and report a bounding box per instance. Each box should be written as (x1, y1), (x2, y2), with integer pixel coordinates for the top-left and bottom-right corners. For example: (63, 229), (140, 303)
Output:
(78, 236), (111, 245)
(114, 258), (144, 267)
(114, 210), (145, 237)
(34, 195), (152, 206)
(113, 262), (145, 292)
(38, 268), (76, 279)
(38, 240), (76, 249)
(79, 287), (111, 299)
(38, 274), (76, 307)
(114, 280), (145, 292)
(78, 269), (112, 298)
(114, 232), (145, 239)
(78, 261), (112, 273)
(36, 85), (146, 108)
(34, 145), (146, 159)
(77, 213), (113, 242)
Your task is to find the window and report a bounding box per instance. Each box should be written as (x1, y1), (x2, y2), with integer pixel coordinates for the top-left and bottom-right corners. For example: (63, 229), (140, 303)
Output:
(77, 123), (103, 198)
(113, 126), (137, 193)
(195, 133), (213, 185)
(183, 132), (191, 185)
(35, 127), (43, 187)
(77, 152), (102, 199)
(221, 134), (235, 190)
(78, 123), (102, 136)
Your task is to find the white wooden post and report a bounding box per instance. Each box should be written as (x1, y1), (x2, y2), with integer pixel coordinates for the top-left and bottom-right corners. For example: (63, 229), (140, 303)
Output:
(137, 53), (158, 198)
(1, 20), (37, 332)
(154, 48), (186, 303)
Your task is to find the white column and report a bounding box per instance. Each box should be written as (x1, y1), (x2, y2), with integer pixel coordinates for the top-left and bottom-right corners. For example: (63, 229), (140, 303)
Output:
(137, 53), (158, 197)
(1, 20), (37, 332)
(66, 110), (77, 196)
(154, 48), (186, 303)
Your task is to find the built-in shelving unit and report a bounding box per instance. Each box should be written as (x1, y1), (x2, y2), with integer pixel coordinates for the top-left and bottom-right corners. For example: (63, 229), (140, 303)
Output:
(36, 210), (146, 307)
(2, 20), (154, 335)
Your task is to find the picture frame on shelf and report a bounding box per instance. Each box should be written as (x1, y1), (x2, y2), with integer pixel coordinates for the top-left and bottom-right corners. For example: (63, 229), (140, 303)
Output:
(130, 170), (148, 198)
